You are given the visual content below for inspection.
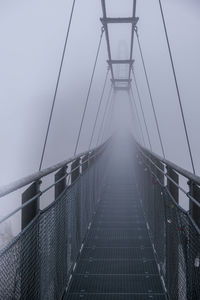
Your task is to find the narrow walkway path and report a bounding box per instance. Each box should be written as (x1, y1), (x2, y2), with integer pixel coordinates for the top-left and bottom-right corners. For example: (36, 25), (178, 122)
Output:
(64, 144), (167, 299)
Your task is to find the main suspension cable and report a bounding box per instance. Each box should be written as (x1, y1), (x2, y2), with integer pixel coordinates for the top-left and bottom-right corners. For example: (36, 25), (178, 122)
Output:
(135, 28), (165, 158)
(39, 0), (76, 171)
(101, 89), (115, 144)
(89, 67), (110, 150)
(158, 0), (195, 174)
(131, 70), (152, 151)
(73, 27), (104, 155)
(96, 85), (113, 146)
(128, 89), (146, 147)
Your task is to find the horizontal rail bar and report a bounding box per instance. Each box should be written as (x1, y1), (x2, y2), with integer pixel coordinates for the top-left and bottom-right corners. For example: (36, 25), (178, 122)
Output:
(100, 17), (139, 24)
(0, 147), (105, 224)
(0, 142), (107, 198)
(138, 144), (200, 186)
(0, 192), (42, 225)
(107, 59), (134, 65)
(111, 79), (132, 83)
(138, 146), (200, 210)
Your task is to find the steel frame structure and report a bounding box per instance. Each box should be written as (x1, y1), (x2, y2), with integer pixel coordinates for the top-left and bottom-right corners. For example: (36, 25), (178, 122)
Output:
(101, 0), (138, 89)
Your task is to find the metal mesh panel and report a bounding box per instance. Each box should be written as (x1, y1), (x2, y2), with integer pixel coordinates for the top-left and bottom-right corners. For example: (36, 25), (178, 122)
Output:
(137, 163), (200, 300)
(0, 152), (106, 299)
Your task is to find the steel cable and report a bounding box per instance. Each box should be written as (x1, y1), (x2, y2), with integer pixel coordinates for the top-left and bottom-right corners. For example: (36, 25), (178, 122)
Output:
(101, 89), (115, 144)
(135, 28), (165, 158)
(158, 0), (195, 174)
(73, 27), (104, 155)
(96, 85), (113, 146)
(131, 70), (152, 150)
(89, 67), (110, 150)
(39, 0), (76, 171)
(128, 89), (146, 147)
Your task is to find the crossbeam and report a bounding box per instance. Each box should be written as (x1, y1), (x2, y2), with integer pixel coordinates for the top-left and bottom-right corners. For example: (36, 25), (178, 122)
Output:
(111, 79), (132, 83)
(113, 86), (131, 91)
(100, 0), (138, 83)
(107, 59), (134, 65)
(101, 17), (139, 25)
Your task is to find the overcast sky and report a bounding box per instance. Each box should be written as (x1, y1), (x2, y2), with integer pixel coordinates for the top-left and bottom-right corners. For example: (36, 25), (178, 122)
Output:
(0, 0), (200, 231)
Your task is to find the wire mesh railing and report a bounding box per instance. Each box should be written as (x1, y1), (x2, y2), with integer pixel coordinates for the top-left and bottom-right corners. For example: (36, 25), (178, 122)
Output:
(136, 144), (200, 300)
(0, 142), (109, 299)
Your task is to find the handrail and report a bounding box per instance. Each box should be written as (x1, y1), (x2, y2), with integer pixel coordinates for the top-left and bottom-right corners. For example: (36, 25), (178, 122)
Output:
(137, 143), (200, 186)
(0, 140), (110, 225)
(0, 147), (106, 225)
(0, 140), (108, 198)
(137, 145), (200, 210)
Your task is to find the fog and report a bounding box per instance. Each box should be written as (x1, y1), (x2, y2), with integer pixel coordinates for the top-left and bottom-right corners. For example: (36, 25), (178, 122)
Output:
(0, 0), (200, 240)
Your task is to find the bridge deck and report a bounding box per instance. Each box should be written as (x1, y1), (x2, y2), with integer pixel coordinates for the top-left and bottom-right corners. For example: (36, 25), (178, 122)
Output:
(64, 151), (167, 299)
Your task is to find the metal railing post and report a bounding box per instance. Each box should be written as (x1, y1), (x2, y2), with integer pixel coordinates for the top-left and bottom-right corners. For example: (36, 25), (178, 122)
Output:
(166, 166), (179, 299)
(21, 180), (41, 298)
(188, 181), (200, 227)
(71, 158), (80, 183)
(71, 158), (81, 259)
(166, 166), (179, 203)
(55, 166), (67, 199)
(82, 154), (89, 173)
(153, 156), (164, 185)
(187, 180), (200, 299)
(54, 166), (68, 290)
(22, 180), (41, 229)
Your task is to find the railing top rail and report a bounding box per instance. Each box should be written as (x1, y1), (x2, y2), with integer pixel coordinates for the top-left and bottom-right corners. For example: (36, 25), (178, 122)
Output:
(0, 141), (108, 198)
(137, 143), (200, 186)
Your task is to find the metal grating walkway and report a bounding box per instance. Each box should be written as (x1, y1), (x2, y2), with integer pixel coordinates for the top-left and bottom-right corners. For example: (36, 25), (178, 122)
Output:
(64, 150), (167, 300)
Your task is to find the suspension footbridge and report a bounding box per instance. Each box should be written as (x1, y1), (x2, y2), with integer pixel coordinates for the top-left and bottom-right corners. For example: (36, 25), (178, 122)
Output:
(0, 1), (199, 299)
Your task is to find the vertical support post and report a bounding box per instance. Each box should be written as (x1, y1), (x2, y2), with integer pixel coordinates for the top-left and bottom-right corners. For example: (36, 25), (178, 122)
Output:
(166, 166), (179, 203)
(151, 157), (164, 255)
(22, 180), (41, 229)
(154, 158), (164, 185)
(82, 154), (89, 173)
(89, 151), (95, 165)
(21, 180), (41, 298)
(166, 166), (179, 299)
(55, 166), (67, 199)
(71, 158), (81, 259)
(71, 158), (80, 183)
(188, 181), (200, 227)
(187, 181), (200, 299)
(54, 166), (68, 292)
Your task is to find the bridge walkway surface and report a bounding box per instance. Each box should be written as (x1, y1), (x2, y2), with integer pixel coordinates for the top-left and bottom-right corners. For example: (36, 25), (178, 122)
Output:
(64, 145), (167, 300)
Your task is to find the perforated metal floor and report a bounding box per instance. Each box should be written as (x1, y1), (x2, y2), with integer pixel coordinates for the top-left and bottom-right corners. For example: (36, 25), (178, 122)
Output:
(64, 156), (167, 300)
